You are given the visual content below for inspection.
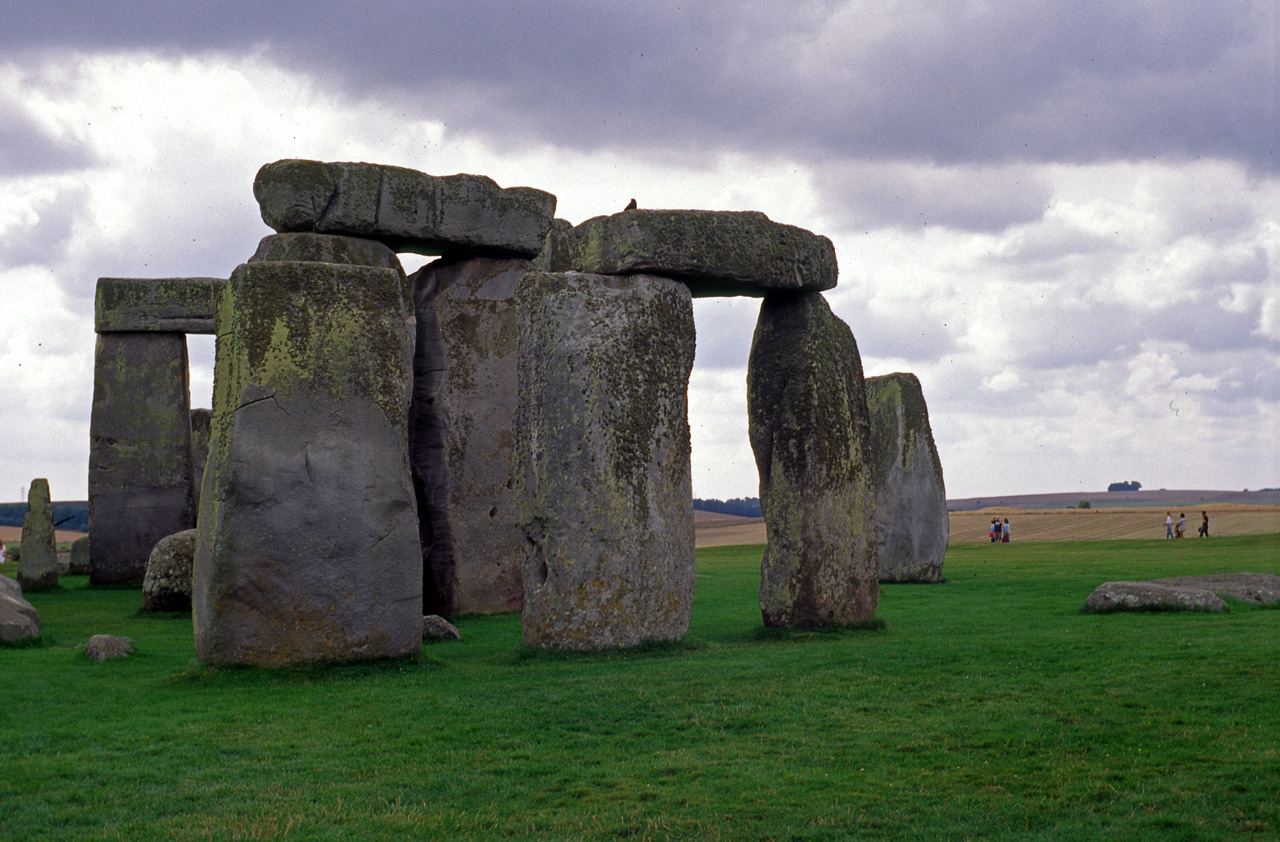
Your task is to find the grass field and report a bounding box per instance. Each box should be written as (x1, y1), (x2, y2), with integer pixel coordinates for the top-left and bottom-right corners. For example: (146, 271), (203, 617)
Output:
(3, 534), (1279, 840)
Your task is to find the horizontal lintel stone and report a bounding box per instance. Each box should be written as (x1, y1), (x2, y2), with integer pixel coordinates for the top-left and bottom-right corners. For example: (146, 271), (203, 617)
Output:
(95, 277), (225, 334)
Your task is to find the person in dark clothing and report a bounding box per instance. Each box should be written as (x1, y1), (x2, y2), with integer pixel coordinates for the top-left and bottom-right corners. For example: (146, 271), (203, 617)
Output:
(1198, 511), (1209, 537)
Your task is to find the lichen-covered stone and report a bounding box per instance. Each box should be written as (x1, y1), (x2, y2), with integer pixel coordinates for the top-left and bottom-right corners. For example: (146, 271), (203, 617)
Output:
(1083, 582), (1226, 613)
(67, 536), (91, 575)
(545, 209), (838, 297)
(18, 479), (59, 591)
(192, 248), (422, 666)
(866, 373), (948, 583)
(89, 332), (195, 585)
(248, 232), (401, 268)
(1149, 573), (1280, 606)
(190, 408), (212, 511)
(516, 271), (696, 649)
(429, 256), (531, 614)
(0, 573), (40, 642)
(253, 159), (557, 257)
(748, 292), (878, 627)
(143, 529), (197, 612)
(84, 634), (134, 661)
(422, 614), (461, 641)
(94, 277), (224, 334)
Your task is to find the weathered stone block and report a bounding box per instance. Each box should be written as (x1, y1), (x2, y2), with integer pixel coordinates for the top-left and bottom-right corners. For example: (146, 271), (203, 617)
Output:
(0, 576), (40, 642)
(1083, 582), (1227, 613)
(68, 536), (91, 575)
(748, 292), (878, 627)
(193, 244), (422, 666)
(253, 159), (557, 257)
(143, 529), (197, 612)
(190, 408), (211, 511)
(517, 271), (696, 649)
(18, 478), (59, 590)
(84, 634), (134, 660)
(248, 231), (401, 268)
(94, 277), (224, 334)
(89, 332), (195, 585)
(866, 373), (948, 583)
(545, 209), (838, 297)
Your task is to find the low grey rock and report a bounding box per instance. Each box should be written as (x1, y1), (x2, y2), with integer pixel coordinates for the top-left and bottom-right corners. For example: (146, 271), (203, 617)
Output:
(18, 479), (58, 591)
(68, 536), (91, 576)
(0, 576), (40, 642)
(143, 529), (197, 612)
(94, 277), (223, 334)
(1084, 581), (1227, 613)
(253, 159), (556, 257)
(866, 373), (948, 583)
(1149, 573), (1280, 606)
(84, 634), (134, 661)
(545, 209), (837, 297)
(422, 614), (461, 641)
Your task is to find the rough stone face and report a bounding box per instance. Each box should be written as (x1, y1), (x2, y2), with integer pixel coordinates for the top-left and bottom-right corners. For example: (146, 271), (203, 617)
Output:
(1084, 582), (1227, 613)
(0, 576), (40, 642)
(748, 292), (879, 627)
(248, 232), (402, 268)
(544, 210), (838, 297)
(95, 277), (223, 334)
(190, 408), (212, 511)
(84, 634), (134, 661)
(429, 256), (530, 614)
(422, 614), (461, 641)
(193, 239), (422, 666)
(68, 536), (91, 576)
(516, 271), (696, 649)
(89, 332), (195, 585)
(866, 373), (948, 583)
(18, 479), (59, 591)
(253, 159), (557, 257)
(143, 529), (197, 612)
(1149, 573), (1280, 606)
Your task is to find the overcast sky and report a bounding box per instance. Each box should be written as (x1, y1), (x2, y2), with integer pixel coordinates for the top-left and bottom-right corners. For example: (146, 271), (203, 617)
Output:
(2, 1), (1277, 504)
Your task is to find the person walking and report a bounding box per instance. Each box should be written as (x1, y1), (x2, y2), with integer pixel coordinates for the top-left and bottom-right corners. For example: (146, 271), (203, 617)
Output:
(1176, 512), (1186, 538)
(1001, 518), (1010, 543)
(1165, 512), (1174, 539)
(1198, 511), (1209, 537)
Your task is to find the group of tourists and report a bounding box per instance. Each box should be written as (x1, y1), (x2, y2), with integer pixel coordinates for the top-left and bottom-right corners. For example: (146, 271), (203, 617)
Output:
(989, 517), (1009, 543)
(1166, 511), (1210, 538)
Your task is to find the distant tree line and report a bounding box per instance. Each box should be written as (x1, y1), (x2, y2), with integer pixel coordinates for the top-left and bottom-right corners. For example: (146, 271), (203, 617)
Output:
(0, 502), (89, 532)
(1106, 481), (1142, 492)
(692, 497), (762, 518)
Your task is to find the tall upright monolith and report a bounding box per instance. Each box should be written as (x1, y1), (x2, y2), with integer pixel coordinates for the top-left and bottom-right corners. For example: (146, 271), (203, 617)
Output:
(866, 373), (948, 583)
(18, 479), (58, 591)
(516, 271), (696, 649)
(193, 234), (422, 666)
(747, 291), (878, 627)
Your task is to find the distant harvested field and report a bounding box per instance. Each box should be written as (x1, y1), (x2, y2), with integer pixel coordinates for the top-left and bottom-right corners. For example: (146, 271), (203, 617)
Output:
(694, 504), (1280, 548)
(0, 526), (87, 544)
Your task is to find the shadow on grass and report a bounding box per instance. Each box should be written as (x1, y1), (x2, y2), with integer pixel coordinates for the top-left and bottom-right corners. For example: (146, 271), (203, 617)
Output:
(752, 618), (888, 642)
(511, 637), (703, 665)
(177, 650), (446, 684)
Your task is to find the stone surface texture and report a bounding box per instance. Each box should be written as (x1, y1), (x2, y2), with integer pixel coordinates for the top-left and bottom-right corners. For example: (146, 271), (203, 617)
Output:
(68, 536), (91, 576)
(253, 159), (556, 257)
(143, 529), (197, 612)
(422, 614), (461, 641)
(431, 256), (530, 614)
(1149, 573), (1280, 606)
(84, 634), (134, 661)
(95, 277), (223, 334)
(516, 271), (696, 649)
(866, 373), (948, 583)
(748, 292), (879, 627)
(190, 408), (212, 511)
(1084, 581), (1227, 613)
(0, 576), (40, 642)
(18, 479), (59, 591)
(193, 239), (422, 666)
(89, 332), (195, 585)
(544, 209), (838, 297)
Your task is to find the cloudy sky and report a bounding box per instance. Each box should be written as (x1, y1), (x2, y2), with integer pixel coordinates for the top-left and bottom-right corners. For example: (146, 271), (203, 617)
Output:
(2, 1), (1277, 504)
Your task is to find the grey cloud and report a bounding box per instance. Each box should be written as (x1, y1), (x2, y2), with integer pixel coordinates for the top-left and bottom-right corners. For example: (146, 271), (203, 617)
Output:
(0, 104), (98, 175)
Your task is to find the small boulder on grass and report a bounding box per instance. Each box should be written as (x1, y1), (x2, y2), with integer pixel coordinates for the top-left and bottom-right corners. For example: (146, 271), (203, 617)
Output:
(84, 634), (133, 661)
(1149, 573), (1280, 606)
(1083, 581), (1226, 613)
(142, 529), (197, 612)
(422, 615), (461, 642)
(0, 576), (41, 642)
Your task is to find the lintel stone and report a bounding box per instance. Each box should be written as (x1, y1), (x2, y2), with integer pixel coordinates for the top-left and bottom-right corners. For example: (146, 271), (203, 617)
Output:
(95, 277), (225, 334)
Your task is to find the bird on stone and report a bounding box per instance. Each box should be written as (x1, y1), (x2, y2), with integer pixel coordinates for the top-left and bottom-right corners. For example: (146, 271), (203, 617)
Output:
(624, 198), (637, 210)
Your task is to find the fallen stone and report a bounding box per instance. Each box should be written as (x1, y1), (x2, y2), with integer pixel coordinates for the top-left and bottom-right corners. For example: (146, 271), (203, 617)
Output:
(143, 529), (197, 612)
(1149, 573), (1280, 606)
(544, 209), (838, 297)
(193, 238), (422, 666)
(89, 332), (195, 585)
(866, 373), (948, 583)
(748, 292), (878, 627)
(67, 536), (91, 576)
(94, 277), (223, 334)
(517, 271), (696, 649)
(84, 634), (134, 661)
(18, 479), (59, 591)
(422, 614), (461, 641)
(0, 576), (40, 642)
(1083, 581), (1227, 613)
(253, 159), (556, 257)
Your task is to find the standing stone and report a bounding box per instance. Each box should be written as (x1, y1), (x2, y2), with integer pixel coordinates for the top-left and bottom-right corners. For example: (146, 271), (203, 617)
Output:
(18, 479), (58, 591)
(193, 235), (422, 666)
(190, 408), (212, 512)
(516, 271), (696, 649)
(89, 332), (195, 584)
(0, 576), (40, 642)
(430, 256), (531, 614)
(143, 529), (197, 612)
(68, 535), (91, 575)
(747, 292), (878, 627)
(866, 373), (948, 583)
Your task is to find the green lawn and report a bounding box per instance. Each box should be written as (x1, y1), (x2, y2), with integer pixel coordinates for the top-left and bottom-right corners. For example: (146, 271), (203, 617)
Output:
(2, 534), (1278, 841)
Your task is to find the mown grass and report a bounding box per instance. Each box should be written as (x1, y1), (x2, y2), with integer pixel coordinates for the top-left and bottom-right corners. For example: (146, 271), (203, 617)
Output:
(2, 534), (1278, 840)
